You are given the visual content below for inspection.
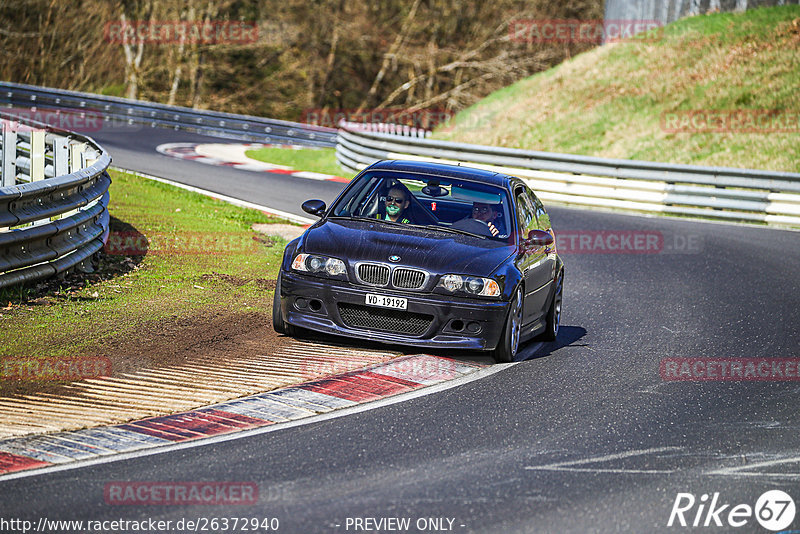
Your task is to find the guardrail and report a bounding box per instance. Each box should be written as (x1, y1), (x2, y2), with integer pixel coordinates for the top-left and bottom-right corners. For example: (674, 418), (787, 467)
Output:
(0, 111), (111, 289)
(0, 81), (337, 148)
(337, 121), (800, 226)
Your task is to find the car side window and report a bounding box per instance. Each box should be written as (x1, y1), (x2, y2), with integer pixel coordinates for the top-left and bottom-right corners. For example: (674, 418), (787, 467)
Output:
(515, 187), (537, 239)
(527, 189), (551, 231)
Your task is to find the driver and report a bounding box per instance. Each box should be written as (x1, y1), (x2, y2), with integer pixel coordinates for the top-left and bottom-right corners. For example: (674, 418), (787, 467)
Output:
(378, 186), (412, 223)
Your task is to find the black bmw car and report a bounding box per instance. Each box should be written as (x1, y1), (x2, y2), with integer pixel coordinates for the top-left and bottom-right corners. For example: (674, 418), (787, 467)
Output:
(273, 160), (563, 362)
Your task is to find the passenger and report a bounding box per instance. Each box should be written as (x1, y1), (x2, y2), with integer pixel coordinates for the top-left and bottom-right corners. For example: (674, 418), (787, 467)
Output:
(451, 201), (501, 237)
(470, 202), (501, 236)
(378, 186), (412, 223)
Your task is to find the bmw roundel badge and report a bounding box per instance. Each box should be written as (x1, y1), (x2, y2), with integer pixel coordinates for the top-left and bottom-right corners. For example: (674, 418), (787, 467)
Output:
(389, 255), (401, 263)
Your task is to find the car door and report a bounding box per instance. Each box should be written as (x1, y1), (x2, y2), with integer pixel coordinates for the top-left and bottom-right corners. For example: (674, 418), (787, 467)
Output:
(529, 189), (558, 312)
(514, 185), (550, 326)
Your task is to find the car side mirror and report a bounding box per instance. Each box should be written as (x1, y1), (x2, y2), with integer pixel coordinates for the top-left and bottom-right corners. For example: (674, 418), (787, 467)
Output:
(302, 199), (326, 217)
(526, 229), (553, 247)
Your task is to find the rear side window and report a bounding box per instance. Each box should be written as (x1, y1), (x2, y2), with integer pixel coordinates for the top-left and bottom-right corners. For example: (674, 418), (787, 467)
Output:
(515, 186), (538, 239)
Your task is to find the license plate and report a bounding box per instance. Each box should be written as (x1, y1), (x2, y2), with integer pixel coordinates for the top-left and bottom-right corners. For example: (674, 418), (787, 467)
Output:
(365, 293), (407, 310)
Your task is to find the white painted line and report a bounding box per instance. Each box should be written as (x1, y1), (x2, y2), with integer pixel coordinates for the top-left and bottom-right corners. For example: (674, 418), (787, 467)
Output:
(706, 456), (800, 478)
(293, 171), (336, 180)
(110, 166), (315, 225)
(528, 467), (676, 474)
(524, 446), (681, 475)
(0, 362), (516, 482)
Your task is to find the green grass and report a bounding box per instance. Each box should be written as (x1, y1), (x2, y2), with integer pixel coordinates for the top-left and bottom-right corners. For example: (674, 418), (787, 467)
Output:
(245, 146), (354, 179)
(0, 169), (290, 366)
(434, 5), (800, 172)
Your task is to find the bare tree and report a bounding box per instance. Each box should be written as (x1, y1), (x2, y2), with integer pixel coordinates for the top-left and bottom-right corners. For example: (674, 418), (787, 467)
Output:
(118, 1), (154, 100)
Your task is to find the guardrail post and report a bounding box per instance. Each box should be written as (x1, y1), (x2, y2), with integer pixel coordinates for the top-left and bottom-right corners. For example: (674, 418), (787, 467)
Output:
(1, 121), (16, 187)
(28, 129), (48, 226)
(69, 141), (87, 173)
(60, 141), (90, 220)
(51, 134), (70, 176)
(29, 129), (45, 182)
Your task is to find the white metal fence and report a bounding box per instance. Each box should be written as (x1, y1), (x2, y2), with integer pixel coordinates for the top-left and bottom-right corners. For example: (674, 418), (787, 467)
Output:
(337, 121), (800, 226)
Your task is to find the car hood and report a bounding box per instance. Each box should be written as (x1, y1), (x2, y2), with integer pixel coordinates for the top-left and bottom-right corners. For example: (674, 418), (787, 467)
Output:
(301, 219), (515, 275)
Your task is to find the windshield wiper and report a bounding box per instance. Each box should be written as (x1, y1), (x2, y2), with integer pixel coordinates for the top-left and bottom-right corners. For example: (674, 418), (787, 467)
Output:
(328, 215), (372, 221)
(422, 225), (487, 239)
(333, 217), (487, 239)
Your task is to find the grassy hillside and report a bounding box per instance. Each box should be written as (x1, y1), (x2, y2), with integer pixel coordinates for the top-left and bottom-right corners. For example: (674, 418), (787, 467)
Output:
(434, 6), (800, 172)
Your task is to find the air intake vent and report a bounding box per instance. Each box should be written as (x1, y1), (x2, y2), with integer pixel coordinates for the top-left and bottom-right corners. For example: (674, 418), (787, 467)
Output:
(392, 268), (427, 289)
(338, 303), (432, 336)
(357, 263), (390, 286)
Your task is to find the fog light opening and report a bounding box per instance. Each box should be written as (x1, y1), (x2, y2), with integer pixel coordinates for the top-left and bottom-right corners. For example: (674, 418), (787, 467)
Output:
(295, 298), (309, 309)
(450, 320), (464, 332)
(309, 299), (323, 312)
(466, 321), (481, 334)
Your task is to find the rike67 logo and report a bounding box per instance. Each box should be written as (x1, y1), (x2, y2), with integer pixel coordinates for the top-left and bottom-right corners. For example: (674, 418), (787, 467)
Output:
(668, 490), (795, 531)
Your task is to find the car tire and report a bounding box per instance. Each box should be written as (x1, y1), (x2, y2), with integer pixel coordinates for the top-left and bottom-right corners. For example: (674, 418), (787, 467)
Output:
(272, 272), (297, 337)
(538, 271), (563, 342)
(492, 287), (523, 363)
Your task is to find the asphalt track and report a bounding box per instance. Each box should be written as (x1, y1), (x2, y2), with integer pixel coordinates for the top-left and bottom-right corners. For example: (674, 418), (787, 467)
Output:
(2, 127), (799, 533)
(94, 127), (346, 212)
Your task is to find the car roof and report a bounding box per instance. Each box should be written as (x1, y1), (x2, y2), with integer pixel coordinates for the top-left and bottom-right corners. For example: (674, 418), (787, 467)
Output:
(367, 160), (513, 188)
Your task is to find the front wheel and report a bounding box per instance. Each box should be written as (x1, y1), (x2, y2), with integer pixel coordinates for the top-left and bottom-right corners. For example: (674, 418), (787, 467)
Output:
(272, 272), (297, 337)
(491, 287), (523, 363)
(538, 271), (563, 342)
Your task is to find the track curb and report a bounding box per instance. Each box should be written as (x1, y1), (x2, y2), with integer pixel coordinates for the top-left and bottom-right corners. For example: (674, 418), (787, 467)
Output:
(0, 354), (485, 477)
(156, 142), (350, 183)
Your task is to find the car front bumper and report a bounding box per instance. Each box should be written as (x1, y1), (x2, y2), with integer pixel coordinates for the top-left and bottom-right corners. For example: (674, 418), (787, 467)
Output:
(279, 271), (510, 350)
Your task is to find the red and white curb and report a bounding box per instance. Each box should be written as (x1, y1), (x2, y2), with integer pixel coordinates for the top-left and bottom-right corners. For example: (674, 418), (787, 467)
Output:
(0, 355), (485, 477)
(156, 142), (349, 183)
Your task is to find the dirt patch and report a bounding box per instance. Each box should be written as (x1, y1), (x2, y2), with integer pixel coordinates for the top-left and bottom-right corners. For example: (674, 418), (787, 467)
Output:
(252, 223), (306, 241)
(255, 278), (277, 291)
(0, 310), (288, 399)
(200, 272), (252, 287)
(0, 252), (144, 308)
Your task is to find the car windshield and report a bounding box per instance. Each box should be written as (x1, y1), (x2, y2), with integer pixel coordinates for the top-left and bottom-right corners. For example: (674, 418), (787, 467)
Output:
(330, 171), (513, 242)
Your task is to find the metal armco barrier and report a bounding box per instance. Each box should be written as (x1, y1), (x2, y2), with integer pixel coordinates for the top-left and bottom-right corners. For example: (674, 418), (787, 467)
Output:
(0, 111), (111, 289)
(0, 81), (337, 148)
(336, 121), (800, 226)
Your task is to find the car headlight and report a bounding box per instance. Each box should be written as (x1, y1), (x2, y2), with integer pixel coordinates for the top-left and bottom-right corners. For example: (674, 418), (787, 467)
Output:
(292, 254), (347, 277)
(437, 274), (501, 297)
